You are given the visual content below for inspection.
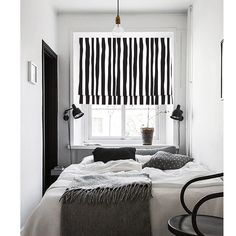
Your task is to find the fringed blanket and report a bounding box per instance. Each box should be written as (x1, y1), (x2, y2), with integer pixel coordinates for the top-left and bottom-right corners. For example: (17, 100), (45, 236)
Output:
(60, 172), (152, 236)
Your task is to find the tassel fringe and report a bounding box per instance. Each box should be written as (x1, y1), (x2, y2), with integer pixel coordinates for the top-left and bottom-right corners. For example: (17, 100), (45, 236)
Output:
(60, 183), (152, 205)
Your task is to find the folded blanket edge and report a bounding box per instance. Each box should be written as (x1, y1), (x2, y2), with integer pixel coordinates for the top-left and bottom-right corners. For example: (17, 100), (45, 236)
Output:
(60, 182), (152, 205)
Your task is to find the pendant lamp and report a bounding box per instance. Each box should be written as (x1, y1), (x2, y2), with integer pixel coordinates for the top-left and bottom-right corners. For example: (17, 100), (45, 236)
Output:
(112, 0), (124, 36)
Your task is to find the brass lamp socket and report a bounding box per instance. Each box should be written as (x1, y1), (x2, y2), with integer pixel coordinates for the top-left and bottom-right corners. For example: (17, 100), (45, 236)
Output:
(115, 15), (121, 25)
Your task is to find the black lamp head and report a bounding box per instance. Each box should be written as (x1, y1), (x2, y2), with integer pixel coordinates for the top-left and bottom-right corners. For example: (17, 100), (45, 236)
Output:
(72, 104), (84, 119)
(170, 104), (184, 121)
(63, 104), (84, 121)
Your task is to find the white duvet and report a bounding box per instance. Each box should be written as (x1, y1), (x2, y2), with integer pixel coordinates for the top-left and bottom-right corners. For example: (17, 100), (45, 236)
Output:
(21, 159), (223, 236)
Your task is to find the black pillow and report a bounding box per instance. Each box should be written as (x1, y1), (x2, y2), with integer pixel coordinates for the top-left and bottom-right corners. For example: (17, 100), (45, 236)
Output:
(142, 151), (193, 170)
(93, 147), (136, 163)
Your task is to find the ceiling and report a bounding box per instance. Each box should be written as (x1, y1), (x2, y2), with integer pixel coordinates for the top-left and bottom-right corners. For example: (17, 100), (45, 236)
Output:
(51, 0), (193, 13)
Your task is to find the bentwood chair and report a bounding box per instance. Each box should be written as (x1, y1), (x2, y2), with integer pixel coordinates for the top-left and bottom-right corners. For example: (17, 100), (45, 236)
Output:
(168, 173), (223, 236)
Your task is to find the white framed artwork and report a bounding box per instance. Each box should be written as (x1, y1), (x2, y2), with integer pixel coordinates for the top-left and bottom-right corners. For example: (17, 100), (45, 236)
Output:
(28, 61), (38, 85)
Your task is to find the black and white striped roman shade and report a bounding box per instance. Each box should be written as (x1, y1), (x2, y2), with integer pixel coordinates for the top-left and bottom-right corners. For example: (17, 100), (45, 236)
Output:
(77, 36), (173, 105)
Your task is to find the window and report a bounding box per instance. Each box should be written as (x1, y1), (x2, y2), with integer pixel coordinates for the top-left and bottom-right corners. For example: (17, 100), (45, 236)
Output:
(79, 104), (169, 144)
(71, 32), (174, 145)
(90, 105), (158, 138)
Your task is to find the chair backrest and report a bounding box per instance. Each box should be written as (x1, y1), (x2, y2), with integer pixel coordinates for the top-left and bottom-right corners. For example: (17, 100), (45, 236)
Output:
(180, 173), (223, 236)
(180, 173), (223, 214)
(191, 192), (223, 236)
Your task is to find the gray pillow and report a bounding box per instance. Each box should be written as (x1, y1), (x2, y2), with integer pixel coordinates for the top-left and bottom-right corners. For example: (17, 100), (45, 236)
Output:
(142, 151), (193, 170)
(136, 146), (176, 156)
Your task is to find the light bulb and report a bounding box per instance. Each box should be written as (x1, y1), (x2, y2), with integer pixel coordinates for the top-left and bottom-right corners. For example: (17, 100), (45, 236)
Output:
(112, 24), (124, 37)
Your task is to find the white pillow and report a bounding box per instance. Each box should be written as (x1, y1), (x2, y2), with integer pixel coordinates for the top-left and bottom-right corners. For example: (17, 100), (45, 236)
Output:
(80, 155), (94, 164)
(135, 155), (152, 164)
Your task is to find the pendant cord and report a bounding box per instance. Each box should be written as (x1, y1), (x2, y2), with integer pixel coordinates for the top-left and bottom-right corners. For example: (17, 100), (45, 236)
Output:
(117, 0), (120, 16)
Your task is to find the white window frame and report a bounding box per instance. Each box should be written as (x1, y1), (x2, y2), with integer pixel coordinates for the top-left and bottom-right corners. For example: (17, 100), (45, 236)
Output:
(71, 32), (174, 146)
(82, 105), (167, 144)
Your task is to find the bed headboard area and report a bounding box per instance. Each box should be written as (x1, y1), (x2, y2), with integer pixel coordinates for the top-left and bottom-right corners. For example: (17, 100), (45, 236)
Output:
(136, 146), (176, 155)
(71, 145), (176, 164)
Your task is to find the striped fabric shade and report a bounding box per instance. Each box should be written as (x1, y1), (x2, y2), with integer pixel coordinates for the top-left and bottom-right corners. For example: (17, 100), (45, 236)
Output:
(78, 37), (173, 105)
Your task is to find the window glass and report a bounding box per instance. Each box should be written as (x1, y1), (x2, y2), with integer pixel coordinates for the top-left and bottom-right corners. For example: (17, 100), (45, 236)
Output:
(90, 105), (158, 138)
(91, 109), (122, 137)
(125, 108), (156, 137)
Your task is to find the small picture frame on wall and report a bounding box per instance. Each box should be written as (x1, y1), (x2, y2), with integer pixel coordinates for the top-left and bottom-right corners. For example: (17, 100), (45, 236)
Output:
(28, 61), (38, 85)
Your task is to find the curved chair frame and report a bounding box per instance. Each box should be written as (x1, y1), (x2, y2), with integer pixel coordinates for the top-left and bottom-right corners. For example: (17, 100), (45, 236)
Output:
(191, 192), (223, 236)
(180, 173), (223, 236)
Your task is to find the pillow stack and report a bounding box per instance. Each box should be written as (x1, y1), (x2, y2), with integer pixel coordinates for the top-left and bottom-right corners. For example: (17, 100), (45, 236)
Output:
(142, 151), (193, 170)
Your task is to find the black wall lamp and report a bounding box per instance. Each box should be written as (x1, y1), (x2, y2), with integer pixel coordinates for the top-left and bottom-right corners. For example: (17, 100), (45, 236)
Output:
(170, 105), (184, 153)
(63, 104), (84, 121)
(63, 104), (84, 165)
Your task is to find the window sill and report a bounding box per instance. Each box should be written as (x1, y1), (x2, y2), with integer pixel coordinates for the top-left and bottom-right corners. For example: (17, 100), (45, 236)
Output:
(68, 144), (175, 150)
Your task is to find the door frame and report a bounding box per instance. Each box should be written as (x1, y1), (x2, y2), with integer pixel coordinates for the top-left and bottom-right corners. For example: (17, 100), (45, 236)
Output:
(42, 40), (58, 194)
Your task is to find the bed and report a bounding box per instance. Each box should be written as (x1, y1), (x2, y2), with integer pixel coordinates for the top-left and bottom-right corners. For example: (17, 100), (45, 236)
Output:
(21, 154), (223, 236)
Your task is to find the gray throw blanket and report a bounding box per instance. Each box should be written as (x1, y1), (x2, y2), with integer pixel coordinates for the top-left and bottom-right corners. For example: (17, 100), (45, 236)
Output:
(60, 172), (152, 236)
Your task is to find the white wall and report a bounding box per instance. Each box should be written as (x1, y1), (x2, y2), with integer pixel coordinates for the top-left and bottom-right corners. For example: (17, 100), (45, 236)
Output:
(21, 0), (57, 227)
(190, 0), (223, 171)
(57, 13), (187, 166)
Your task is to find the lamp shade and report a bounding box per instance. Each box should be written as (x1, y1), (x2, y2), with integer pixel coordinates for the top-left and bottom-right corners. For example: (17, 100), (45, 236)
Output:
(170, 105), (184, 121)
(72, 104), (84, 119)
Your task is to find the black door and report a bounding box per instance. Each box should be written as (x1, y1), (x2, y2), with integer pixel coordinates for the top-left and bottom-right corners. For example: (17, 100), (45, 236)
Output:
(42, 41), (58, 194)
